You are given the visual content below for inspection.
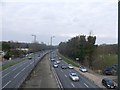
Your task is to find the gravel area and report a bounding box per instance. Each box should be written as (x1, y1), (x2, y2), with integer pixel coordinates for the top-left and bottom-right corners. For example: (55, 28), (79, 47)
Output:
(21, 54), (58, 88)
(74, 66), (118, 89)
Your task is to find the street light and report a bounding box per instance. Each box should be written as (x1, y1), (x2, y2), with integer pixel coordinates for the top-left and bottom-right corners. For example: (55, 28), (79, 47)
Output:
(31, 34), (36, 75)
(50, 36), (55, 46)
(50, 36), (55, 71)
(32, 34), (36, 43)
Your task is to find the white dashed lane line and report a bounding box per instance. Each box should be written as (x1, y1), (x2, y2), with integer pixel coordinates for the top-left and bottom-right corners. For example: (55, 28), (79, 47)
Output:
(61, 70), (63, 72)
(14, 72), (21, 78)
(21, 67), (26, 71)
(2, 72), (10, 78)
(65, 74), (67, 78)
(2, 80), (11, 89)
(71, 82), (75, 87)
(84, 83), (89, 88)
(2, 62), (27, 78)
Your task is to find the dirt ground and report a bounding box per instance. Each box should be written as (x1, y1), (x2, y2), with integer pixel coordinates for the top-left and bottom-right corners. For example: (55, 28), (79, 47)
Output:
(21, 54), (58, 88)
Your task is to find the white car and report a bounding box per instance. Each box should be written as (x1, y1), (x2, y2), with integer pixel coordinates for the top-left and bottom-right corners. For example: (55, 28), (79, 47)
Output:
(58, 57), (62, 60)
(68, 64), (74, 69)
(56, 60), (60, 64)
(69, 72), (79, 81)
(79, 66), (87, 72)
(51, 58), (55, 62)
(53, 64), (58, 68)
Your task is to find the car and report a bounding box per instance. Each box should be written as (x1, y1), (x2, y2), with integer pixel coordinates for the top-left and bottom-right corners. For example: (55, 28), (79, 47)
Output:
(53, 64), (58, 68)
(68, 64), (74, 69)
(79, 66), (87, 72)
(69, 72), (79, 81)
(111, 64), (118, 71)
(28, 57), (32, 60)
(102, 78), (117, 89)
(103, 67), (113, 75)
(61, 65), (67, 69)
(51, 58), (55, 62)
(56, 60), (60, 64)
(58, 57), (62, 60)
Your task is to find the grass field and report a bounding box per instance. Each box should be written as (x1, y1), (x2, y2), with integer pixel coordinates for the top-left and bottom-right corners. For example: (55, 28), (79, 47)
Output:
(1, 59), (25, 71)
(58, 52), (117, 69)
(0, 54), (35, 71)
(98, 54), (117, 67)
(58, 53), (79, 67)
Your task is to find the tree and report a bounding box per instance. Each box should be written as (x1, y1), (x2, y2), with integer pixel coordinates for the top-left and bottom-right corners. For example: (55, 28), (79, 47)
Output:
(86, 35), (96, 68)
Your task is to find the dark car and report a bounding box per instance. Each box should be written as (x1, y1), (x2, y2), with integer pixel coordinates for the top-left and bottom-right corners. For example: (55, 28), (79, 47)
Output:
(103, 67), (113, 75)
(111, 64), (118, 71)
(61, 65), (67, 69)
(102, 78), (116, 89)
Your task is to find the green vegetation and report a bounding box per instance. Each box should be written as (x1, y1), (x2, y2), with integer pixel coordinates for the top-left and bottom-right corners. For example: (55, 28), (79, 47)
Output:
(58, 53), (79, 67)
(1, 59), (25, 71)
(92, 54), (117, 70)
(58, 52), (117, 72)
(100, 54), (117, 67)
(1, 53), (35, 71)
(58, 35), (97, 68)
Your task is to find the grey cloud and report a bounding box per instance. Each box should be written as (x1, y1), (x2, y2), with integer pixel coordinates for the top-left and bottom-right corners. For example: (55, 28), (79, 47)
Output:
(2, 0), (118, 45)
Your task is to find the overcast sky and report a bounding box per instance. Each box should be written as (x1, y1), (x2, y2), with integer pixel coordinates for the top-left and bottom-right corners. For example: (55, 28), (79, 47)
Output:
(1, 0), (118, 45)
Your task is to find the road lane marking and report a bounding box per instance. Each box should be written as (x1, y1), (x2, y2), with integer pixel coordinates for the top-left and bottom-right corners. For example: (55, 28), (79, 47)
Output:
(71, 82), (75, 87)
(2, 62), (27, 78)
(26, 64), (30, 68)
(21, 67), (26, 71)
(84, 83), (89, 88)
(14, 72), (21, 78)
(2, 80), (11, 88)
(65, 74), (67, 78)
(30, 61), (34, 65)
(2, 72), (10, 78)
(19, 64), (23, 68)
(12, 67), (17, 71)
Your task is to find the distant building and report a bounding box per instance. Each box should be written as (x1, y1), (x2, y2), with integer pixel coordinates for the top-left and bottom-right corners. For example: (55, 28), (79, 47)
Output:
(16, 48), (29, 51)
(0, 51), (5, 61)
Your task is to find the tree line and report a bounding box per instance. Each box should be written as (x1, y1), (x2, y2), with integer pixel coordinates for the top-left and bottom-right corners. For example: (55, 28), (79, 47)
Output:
(58, 35), (97, 68)
(2, 41), (54, 59)
(58, 35), (118, 68)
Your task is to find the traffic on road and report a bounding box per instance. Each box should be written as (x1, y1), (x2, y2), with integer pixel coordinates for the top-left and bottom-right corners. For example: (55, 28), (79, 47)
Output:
(1, 51), (49, 89)
(50, 51), (100, 89)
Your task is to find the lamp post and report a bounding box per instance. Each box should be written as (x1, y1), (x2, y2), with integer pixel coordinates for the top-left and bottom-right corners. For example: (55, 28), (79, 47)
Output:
(50, 36), (55, 71)
(50, 36), (55, 46)
(32, 34), (36, 75)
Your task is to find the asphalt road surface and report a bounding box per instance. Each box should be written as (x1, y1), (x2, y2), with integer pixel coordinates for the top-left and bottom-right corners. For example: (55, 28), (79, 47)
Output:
(50, 50), (101, 89)
(1, 51), (49, 89)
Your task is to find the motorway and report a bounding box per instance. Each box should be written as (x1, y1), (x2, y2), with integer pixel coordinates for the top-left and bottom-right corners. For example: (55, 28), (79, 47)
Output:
(50, 50), (101, 89)
(1, 51), (49, 89)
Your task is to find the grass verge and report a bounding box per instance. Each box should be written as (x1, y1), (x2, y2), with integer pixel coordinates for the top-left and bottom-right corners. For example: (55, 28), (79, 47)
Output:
(0, 58), (26, 71)
(58, 52), (79, 67)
